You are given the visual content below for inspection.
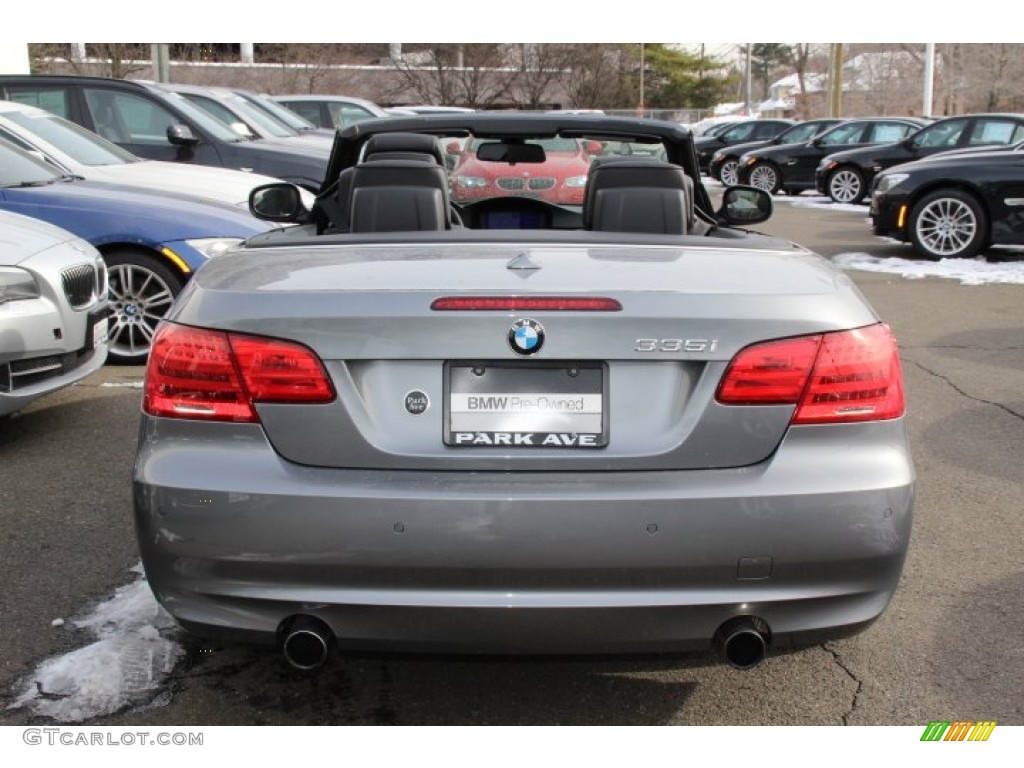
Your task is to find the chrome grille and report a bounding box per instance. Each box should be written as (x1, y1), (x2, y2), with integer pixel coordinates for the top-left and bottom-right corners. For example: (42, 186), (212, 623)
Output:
(527, 177), (555, 190)
(496, 178), (525, 190)
(61, 263), (98, 309)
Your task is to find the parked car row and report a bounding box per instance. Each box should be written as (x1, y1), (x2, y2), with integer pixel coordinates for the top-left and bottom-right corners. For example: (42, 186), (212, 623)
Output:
(702, 109), (1024, 261)
(739, 117), (929, 198)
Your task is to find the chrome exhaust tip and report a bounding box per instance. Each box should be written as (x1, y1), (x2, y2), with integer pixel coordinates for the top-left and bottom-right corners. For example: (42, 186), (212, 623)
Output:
(714, 616), (770, 670)
(280, 615), (333, 672)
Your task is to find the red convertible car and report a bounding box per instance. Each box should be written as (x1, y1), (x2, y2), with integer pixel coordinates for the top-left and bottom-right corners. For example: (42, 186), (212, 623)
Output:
(448, 137), (600, 205)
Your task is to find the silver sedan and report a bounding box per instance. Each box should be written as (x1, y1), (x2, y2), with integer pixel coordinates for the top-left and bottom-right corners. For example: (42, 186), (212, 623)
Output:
(0, 210), (108, 416)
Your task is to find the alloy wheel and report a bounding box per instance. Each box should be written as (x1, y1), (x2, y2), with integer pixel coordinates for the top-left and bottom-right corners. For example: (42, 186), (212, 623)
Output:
(107, 262), (177, 361)
(828, 168), (863, 204)
(719, 160), (739, 186)
(749, 164), (779, 194)
(914, 197), (979, 257)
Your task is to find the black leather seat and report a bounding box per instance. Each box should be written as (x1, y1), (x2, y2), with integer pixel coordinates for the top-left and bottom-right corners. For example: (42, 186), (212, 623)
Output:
(348, 160), (450, 232)
(584, 158), (694, 234)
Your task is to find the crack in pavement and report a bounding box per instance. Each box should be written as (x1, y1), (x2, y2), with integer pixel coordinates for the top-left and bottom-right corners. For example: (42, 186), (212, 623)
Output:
(823, 643), (862, 726)
(905, 358), (1024, 421)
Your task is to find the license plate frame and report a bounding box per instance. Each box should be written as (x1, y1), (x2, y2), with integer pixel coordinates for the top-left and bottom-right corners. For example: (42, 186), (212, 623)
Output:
(444, 361), (608, 449)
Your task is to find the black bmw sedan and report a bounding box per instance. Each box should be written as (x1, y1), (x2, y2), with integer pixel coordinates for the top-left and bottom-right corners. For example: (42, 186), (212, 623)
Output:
(694, 118), (795, 175)
(736, 117), (925, 196)
(709, 118), (843, 186)
(869, 145), (1024, 260)
(817, 113), (1024, 204)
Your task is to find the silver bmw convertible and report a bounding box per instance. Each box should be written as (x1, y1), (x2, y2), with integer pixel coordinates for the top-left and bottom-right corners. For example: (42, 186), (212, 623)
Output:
(133, 114), (914, 671)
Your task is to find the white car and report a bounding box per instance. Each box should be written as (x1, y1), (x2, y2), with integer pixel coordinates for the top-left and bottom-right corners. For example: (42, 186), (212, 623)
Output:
(0, 100), (313, 208)
(0, 210), (108, 417)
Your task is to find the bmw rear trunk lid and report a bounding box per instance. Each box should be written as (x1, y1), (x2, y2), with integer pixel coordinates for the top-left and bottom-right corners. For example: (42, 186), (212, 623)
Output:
(167, 241), (880, 471)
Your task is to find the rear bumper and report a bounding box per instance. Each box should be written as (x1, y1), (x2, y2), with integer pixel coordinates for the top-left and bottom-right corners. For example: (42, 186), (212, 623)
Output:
(134, 418), (915, 654)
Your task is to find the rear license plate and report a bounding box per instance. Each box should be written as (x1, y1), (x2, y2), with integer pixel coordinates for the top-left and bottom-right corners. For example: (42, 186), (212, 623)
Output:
(445, 362), (607, 448)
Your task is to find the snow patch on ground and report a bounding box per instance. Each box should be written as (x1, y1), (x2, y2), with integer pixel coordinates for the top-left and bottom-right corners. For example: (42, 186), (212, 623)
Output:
(100, 381), (144, 388)
(834, 253), (1024, 285)
(7, 564), (183, 723)
(774, 195), (867, 213)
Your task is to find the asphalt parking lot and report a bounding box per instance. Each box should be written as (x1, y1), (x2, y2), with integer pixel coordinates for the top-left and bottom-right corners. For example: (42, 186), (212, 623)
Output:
(1, 195), (1021, 726)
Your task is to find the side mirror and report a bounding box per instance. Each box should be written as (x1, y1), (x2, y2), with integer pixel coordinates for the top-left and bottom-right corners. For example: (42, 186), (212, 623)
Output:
(717, 186), (773, 226)
(167, 124), (199, 146)
(446, 141), (463, 155)
(249, 183), (308, 222)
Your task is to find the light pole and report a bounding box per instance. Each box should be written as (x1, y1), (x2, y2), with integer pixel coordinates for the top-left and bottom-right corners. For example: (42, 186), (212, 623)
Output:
(638, 43), (645, 117)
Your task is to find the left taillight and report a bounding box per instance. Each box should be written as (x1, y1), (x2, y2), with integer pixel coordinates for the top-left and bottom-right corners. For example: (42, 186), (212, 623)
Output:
(144, 322), (334, 422)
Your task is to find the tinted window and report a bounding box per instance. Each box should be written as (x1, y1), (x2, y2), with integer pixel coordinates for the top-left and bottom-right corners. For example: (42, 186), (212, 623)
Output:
(868, 122), (916, 143)
(326, 102), (376, 128)
(281, 101), (324, 127)
(777, 122), (827, 143)
(968, 119), (1024, 146)
(0, 138), (62, 186)
(3, 110), (138, 166)
(84, 89), (180, 146)
(5, 87), (70, 118)
(817, 122), (866, 146)
(720, 122), (756, 142)
(752, 122), (786, 139)
(239, 93), (315, 131)
(0, 125), (34, 151)
(910, 119), (968, 149)
(182, 93), (246, 133)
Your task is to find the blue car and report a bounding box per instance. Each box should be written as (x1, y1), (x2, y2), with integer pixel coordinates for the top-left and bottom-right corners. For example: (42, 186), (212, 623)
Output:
(0, 138), (271, 362)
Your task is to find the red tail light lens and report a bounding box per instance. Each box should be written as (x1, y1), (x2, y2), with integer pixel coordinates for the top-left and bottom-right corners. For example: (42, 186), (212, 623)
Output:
(144, 323), (334, 422)
(793, 324), (904, 424)
(229, 336), (336, 403)
(716, 336), (821, 404)
(430, 296), (622, 311)
(717, 324), (905, 424)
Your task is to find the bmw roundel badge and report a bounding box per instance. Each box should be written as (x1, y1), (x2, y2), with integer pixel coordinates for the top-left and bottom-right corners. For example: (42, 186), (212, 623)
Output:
(509, 318), (545, 355)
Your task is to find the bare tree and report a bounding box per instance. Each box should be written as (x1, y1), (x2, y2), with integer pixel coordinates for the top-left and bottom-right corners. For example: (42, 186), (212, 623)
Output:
(511, 44), (574, 109)
(561, 44), (633, 109)
(89, 44), (149, 79)
(386, 44), (516, 107)
(28, 43), (148, 78)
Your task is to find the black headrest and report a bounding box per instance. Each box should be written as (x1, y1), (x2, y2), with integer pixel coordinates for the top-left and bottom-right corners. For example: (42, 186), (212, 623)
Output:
(584, 159), (687, 227)
(585, 160), (692, 235)
(363, 133), (444, 165)
(349, 160), (450, 232)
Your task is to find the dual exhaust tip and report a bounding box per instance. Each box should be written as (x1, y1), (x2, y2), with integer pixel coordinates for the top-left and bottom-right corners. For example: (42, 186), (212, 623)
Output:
(279, 614), (771, 672)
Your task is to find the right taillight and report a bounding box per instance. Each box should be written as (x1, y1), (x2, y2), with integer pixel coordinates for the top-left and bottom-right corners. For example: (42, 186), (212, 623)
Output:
(144, 322), (334, 422)
(717, 324), (905, 425)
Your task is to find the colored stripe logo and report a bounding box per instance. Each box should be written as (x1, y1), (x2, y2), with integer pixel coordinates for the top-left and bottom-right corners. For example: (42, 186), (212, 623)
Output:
(921, 721), (997, 741)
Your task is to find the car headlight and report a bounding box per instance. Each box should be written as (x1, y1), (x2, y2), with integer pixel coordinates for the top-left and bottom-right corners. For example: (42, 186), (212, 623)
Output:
(185, 238), (245, 259)
(874, 173), (909, 194)
(564, 176), (588, 188)
(0, 267), (40, 303)
(818, 158), (838, 173)
(455, 176), (488, 188)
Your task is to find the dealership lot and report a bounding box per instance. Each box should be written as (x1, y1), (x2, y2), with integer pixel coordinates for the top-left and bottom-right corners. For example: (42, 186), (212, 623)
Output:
(1, 198), (1021, 726)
